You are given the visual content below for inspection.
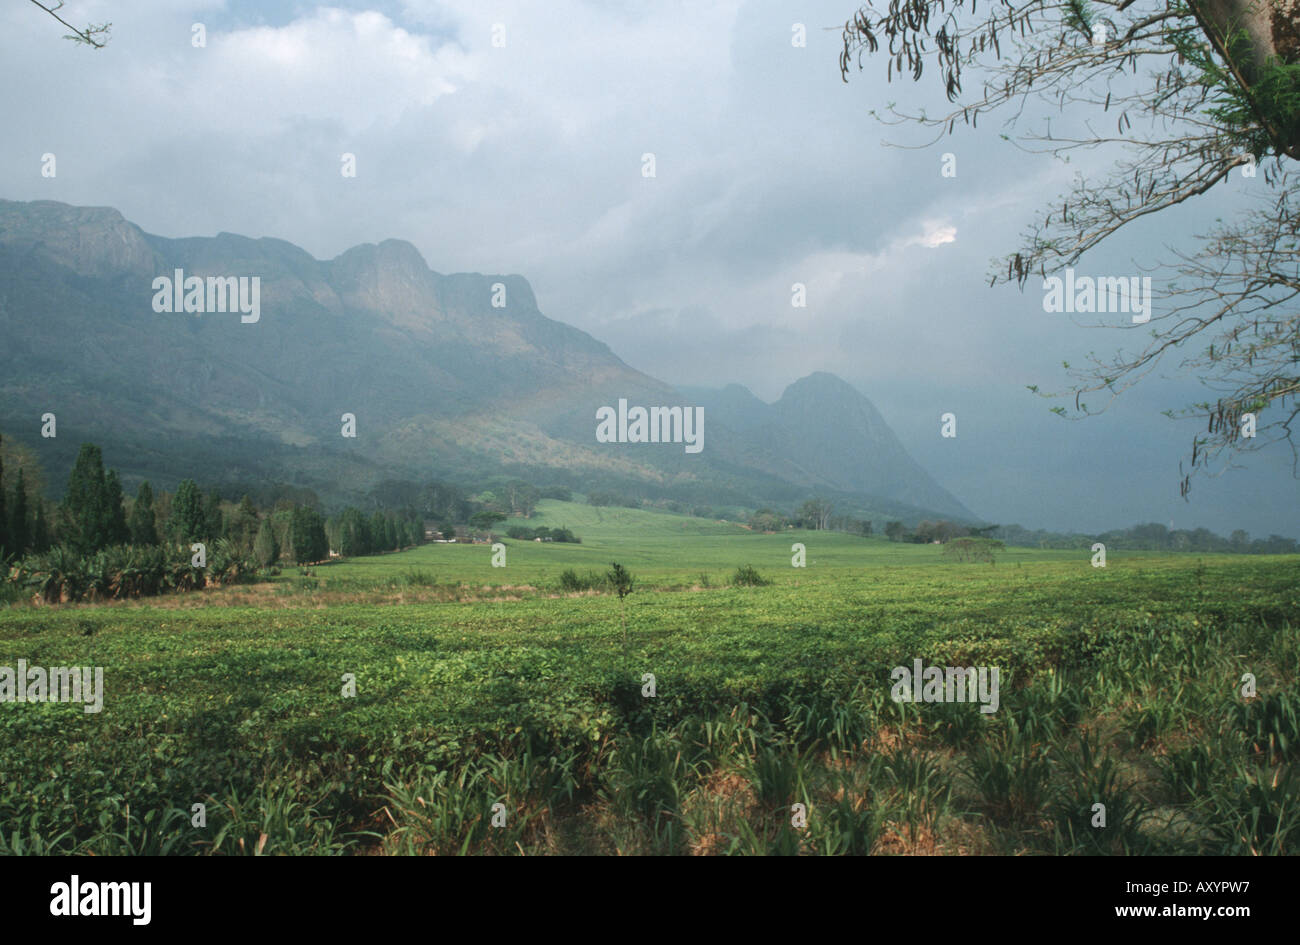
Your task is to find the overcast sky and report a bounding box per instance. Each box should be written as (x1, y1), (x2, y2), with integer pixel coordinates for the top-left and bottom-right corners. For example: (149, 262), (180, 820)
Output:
(3, 0), (1297, 537)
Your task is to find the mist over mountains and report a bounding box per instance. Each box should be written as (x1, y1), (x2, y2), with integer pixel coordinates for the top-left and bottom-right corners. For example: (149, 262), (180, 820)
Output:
(0, 198), (974, 523)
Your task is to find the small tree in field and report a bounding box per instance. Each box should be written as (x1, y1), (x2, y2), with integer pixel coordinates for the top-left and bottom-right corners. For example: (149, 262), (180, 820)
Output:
(944, 537), (1005, 564)
(607, 562), (634, 657)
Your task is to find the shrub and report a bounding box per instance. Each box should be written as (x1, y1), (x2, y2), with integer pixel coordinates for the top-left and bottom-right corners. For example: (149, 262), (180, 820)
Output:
(6, 541), (256, 603)
(730, 564), (770, 587)
(558, 569), (608, 592)
(507, 525), (581, 543)
(943, 537), (1005, 563)
(607, 562), (634, 599)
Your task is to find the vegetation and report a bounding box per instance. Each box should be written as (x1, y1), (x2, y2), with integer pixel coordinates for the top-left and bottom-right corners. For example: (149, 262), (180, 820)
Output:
(0, 506), (1296, 854)
(730, 564), (772, 586)
(943, 537), (1005, 564)
(880, 515), (1298, 555)
(507, 525), (580, 543)
(6, 540), (256, 604)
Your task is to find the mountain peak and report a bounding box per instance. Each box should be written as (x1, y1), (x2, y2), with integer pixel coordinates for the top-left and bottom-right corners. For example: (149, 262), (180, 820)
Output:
(331, 238), (429, 274)
(780, 371), (860, 400)
(437, 272), (538, 315)
(0, 198), (154, 277)
(327, 239), (439, 328)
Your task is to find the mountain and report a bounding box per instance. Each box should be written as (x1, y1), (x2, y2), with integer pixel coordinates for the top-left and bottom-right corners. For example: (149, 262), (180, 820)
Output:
(0, 198), (976, 522)
(681, 375), (972, 519)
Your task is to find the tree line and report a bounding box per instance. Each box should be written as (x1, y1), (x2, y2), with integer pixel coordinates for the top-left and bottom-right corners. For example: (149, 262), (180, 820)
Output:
(0, 438), (586, 570)
(879, 517), (1297, 555)
(746, 499), (873, 537)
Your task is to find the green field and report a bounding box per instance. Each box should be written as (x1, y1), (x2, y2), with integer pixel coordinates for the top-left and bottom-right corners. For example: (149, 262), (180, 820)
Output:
(2, 501), (1298, 855)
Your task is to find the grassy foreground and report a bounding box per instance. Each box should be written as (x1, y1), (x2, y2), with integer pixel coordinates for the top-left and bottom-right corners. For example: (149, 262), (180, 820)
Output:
(1, 502), (1297, 854)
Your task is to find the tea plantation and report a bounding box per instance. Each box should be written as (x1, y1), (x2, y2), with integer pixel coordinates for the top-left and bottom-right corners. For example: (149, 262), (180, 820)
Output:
(2, 503), (1297, 854)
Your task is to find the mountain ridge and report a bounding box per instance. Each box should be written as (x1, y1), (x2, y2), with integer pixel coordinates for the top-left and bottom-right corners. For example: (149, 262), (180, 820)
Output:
(0, 197), (976, 523)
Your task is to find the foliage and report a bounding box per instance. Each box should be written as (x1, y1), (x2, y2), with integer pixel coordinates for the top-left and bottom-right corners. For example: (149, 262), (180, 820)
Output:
(167, 479), (208, 546)
(62, 444), (123, 554)
(128, 481), (158, 546)
(839, 0), (1300, 493)
(730, 564), (771, 586)
(943, 537), (1005, 563)
(1, 499), (1297, 854)
(558, 568), (608, 592)
(289, 506), (329, 565)
(607, 562), (634, 599)
(5, 541), (257, 603)
(253, 516), (279, 567)
(506, 525), (580, 543)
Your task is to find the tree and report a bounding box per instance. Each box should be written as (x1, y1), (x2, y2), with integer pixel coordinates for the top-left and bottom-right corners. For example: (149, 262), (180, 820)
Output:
(749, 509), (788, 532)
(469, 510), (507, 533)
(29, 0), (111, 47)
(884, 520), (907, 542)
(944, 536), (1005, 563)
(338, 507), (371, 556)
(270, 507), (294, 559)
(840, 0), (1300, 494)
(290, 506), (329, 564)
(0, 434), (7, 556)
(475, 490), (506, 516)
(103, 470), (129, 546)
(31, 499), (50, 553)
(404, 511), (424, 547)
(914, 519), (967, 543)
(607, 562), (635, 658)
(63, 444), (112, 553)
(168, 479), (206, 546)
(503, 480), (540, 518)
(229, 495), (260, 554)
(799, 497), (834, 530)
(203, 490), (224, 542)
(369, 511), (388, 552)
(129, 481), (158, 546)
(253, 516), (279, 567)
(9, 468), (30, 555)
(439, 521), (457, 541)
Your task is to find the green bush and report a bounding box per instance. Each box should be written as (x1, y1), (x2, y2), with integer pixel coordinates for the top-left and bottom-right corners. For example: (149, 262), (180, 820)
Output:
(5, 542), (256, 603)
(730, 564), (770, 587)
(558, 568), (608, 592)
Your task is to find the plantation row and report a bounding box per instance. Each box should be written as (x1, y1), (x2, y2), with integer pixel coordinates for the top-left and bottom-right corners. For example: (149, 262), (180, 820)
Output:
(5, 542), (259, 604)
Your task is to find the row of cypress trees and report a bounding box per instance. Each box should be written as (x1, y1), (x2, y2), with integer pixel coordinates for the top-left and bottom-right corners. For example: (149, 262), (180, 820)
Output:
(42, 444), (218, 556)
(0, 434), (53, 558)
(2, 440), (377, 568)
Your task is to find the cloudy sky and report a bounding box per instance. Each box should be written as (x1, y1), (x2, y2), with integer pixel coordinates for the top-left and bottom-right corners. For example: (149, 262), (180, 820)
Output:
(3, 0), (1297, 537)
